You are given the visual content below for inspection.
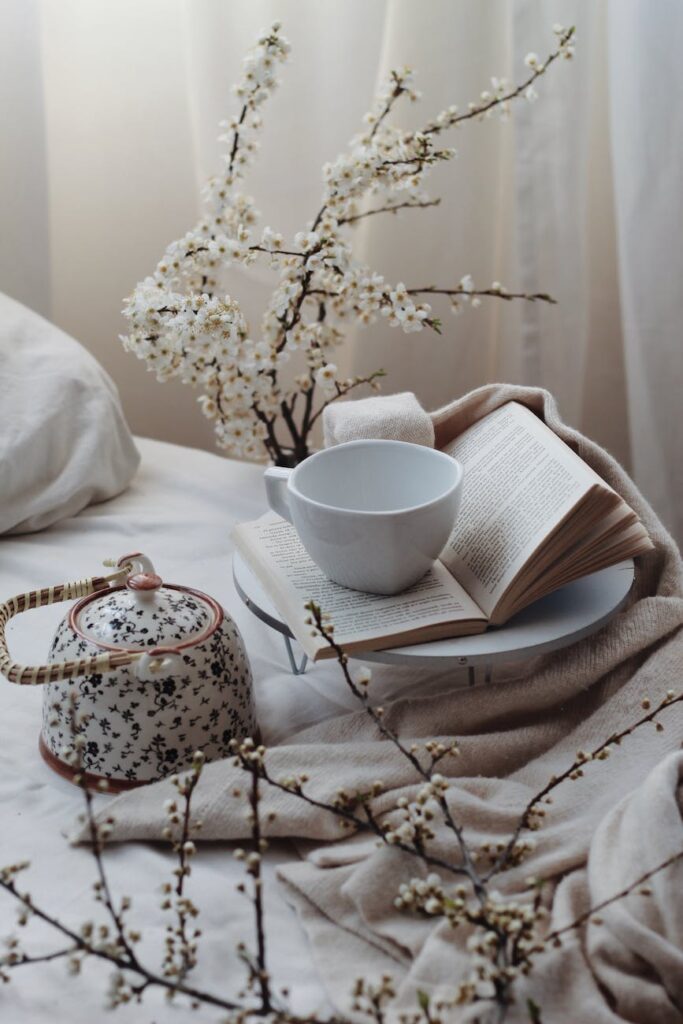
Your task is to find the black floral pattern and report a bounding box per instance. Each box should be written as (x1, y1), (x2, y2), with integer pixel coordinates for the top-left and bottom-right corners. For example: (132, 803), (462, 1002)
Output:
(77, 587), (212, 649)
(43, 600), (256, 783)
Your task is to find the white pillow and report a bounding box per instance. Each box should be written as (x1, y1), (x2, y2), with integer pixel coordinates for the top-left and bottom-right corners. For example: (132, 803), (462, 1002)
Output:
(0, 292), (140, 534)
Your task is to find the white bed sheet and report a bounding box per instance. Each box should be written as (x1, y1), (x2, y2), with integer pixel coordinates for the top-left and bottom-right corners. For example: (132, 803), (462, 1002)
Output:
(0, 437), (477, 1022)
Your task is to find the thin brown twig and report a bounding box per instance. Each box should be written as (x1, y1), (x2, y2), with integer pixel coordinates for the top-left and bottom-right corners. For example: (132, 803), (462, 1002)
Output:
(255, 33), (574, 457)
(546, 848), (683, 943)
(307, 607), (483, 887)
(168, 772), (200, 983)
(0, 875), (241, 1012)
(368, 73), (407, 141)
(426, 28), (575, 134)
(340, 199), (441, 227)
(227, 103), (249, 176)
(250, 245), (306, 259)
(2, 946), (77, 969)
(69, 699), (142, 976)
(407, 286), (557, 305)
(252, 761), (468, 878)
(485, 691), (683, 881)
(306, 372), (386, 433)
(249, 770), (272, 1012)
(372, 28), (575, 182)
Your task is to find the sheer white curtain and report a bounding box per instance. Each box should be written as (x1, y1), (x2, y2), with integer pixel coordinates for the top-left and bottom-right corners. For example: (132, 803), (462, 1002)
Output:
(0, 0), (50, 317)
(0, 0), (681, 542)
(607, 0), (683, 548)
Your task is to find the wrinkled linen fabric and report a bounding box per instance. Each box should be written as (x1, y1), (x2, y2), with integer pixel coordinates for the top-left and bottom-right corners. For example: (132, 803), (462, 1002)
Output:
(74, 386), (683, 1023)
(0, 291), (139, 534)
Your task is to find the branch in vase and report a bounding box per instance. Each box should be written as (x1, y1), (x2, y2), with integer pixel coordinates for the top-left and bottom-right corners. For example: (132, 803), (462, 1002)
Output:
(370, 27), (575, 184)
(249, 244), (307, 259)
(274, 261), (322, 354)
(227, 101), (250, 176)
(407, 285), (557, 306)
(425, 27), (576, 135)
(339, 197), (440, 226)
(279, 398), (308, 465)
(222, 24), (291, 185)
(367, 69), (413, 142)
(340, 198), (441, 226)
(122, 23), (576, 467)
(250, 402), (283, 464)
(306, 371), (387, 433)
(301, 379), (316, 443)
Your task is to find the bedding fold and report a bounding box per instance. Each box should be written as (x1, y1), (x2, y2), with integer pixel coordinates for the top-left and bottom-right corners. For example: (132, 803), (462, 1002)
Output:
(0, 291), (139, 534)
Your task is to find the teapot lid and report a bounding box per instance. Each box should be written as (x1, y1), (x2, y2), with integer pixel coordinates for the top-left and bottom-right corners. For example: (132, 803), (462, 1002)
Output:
(70, 554), (222, 652)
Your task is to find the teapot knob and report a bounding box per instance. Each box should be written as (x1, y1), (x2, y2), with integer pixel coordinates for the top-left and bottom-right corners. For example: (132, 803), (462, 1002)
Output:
(116, 552), (160, 588)
(127, 572), (163, 592)
(117, 553), (162, 600)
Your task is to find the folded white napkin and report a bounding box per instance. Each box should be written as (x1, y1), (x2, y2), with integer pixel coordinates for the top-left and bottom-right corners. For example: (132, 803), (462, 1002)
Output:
(323, 391), (434, 448)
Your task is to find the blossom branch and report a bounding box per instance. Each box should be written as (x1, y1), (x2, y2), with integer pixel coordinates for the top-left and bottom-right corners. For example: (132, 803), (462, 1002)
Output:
(0, 942), (77, 973)
(60, 695), (144, 978)
(485, 689), (683, 881)
(231, 739), (469, 879)
(122, 22), (574, 464)
(227, 102), (249, 176)
(237, 765), (273, 1012)
(0, 867), (245, 1012)
(1, 640), (680, 1020)
(160, 754), (205, 985)
(303, 603), (485, 890)
(306, 371), (387, 432)
(368, 29), (575, 188)
(340, 198), (441, 227)
(407, 284), (557, 305)
(425, 27), (575, 134)
(367, 69), (414, 141)
(545, 848), (683, 944)
(0, 762), (345, 1023)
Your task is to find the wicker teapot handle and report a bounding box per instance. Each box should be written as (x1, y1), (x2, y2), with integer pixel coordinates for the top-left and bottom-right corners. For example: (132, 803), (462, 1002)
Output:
(0, 556), (170, 686)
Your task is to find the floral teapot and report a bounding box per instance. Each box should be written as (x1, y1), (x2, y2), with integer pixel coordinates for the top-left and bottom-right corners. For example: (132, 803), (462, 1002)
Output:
(0, 553), (256, 790)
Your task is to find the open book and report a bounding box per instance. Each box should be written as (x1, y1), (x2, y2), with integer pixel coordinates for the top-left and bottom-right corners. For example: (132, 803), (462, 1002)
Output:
(232, 402), (653, 661)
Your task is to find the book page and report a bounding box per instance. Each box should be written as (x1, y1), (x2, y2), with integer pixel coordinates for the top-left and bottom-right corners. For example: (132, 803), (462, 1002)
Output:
(440, 402), (597, 617)
(233, 514), (486, 660)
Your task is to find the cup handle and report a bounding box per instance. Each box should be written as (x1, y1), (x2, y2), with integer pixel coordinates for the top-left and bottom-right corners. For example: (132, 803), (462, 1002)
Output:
(264, 467), (293, 523)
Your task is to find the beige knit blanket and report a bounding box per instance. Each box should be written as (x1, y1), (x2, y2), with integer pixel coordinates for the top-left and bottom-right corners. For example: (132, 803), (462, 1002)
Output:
(77, 385), (683, 1023)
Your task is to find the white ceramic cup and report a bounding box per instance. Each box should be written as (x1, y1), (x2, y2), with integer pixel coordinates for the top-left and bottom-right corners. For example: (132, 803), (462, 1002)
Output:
(264, 439), (464, 594)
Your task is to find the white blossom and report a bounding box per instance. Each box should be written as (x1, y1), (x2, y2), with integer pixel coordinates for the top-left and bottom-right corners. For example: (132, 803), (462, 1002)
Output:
(121, 22), (571, 462)
(314, 363), (338, 395)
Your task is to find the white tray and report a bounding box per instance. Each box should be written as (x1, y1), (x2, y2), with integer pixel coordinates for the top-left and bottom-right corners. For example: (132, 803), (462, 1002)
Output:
(232, 554), (635, 676)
